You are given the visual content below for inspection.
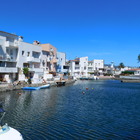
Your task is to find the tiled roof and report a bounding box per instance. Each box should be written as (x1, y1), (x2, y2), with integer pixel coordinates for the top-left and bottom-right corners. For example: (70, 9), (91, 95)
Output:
(128, 68), (140, 71)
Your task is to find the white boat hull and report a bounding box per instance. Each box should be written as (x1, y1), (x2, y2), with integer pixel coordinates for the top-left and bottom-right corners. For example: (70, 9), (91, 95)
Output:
(0, 125), (23, 140)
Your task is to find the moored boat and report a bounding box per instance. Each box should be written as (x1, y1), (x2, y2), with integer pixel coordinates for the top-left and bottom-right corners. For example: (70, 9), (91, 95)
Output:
(79, 77), (89, 80)
(22, 84), (50, 90)
(0, 104), (24, 140)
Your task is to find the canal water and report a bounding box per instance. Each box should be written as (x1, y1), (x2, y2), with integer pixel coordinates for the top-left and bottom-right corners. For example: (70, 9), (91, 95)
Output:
(0, 80), (140, 140)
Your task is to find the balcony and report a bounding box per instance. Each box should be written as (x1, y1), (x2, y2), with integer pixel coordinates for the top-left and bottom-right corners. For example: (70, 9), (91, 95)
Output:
(88, 69), (93, 72)
(47, 57), (51, 62)
(75, 64), (80, 67)
(5, 41), (18, 48)
(74, 69), (80, 72)
(29, 68), (43, 73)
(0, 55), (16, 62)
(0, 67), (17, 73)
(62, 69), (69, 73)
(26, 57), (40, 63)
(51, 58), (57, 63)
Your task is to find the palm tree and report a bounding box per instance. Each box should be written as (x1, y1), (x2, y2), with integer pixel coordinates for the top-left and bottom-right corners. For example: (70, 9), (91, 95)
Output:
(138, 54), (140, 63)
(23, 67), (29, 77)
(118, 62), (125, 68)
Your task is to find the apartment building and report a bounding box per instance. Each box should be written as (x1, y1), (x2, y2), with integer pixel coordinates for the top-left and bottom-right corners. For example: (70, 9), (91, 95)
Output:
(57, 52), (69, 74)
(88, 59), (104, 76)
(17, 41), (43, 83)
(0, 31), (44, 83)
(40, 44), (57, 74)
(69, 57), (88, 78)
(68, 57), (104, 78)
(0, 31), (19, 83)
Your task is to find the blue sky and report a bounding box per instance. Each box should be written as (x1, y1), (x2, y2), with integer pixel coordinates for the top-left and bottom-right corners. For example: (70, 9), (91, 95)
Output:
(1, 0), (140, 66)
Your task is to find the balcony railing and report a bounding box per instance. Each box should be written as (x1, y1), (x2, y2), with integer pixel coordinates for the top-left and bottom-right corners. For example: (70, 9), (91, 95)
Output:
(0, 55), (16, 62)
(26, 57), (40, 63)
(51, 58), (57, 63)
(0, 67), (17, 73)
(47, 57), (51, 62)
(29, 68), (43, 73)
(88, 69), (94, 72)
(5, 41), (18, 47)
(75, 64), (80, 67)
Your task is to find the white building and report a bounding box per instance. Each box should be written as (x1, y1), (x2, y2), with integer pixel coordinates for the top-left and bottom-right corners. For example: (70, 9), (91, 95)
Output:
(88, 59), (104, 76)
(88, 61), (94, 75)
(57, 52), (69, 74)
(93, 59), (104, 75)
(93, 59), (104, 71)
(69, 57), (104, 78)
(0, 31), (19, 83)
(17, 41), (43, 83)
(0, 31), (44, 83)
(69, 57), (88, 78)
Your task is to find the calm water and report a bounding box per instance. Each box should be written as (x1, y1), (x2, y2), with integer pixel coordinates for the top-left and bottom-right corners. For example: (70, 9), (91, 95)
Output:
(0, 80), (140, 140)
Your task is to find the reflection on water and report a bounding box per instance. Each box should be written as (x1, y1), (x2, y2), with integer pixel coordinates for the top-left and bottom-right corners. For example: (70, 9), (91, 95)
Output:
(0, 80), (140, 140)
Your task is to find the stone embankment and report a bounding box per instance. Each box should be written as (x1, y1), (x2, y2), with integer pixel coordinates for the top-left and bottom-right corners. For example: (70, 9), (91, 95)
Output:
(98, 76), (114, 79)
(114, 77), (140, 83)
(120, 79), (140, 83)
(0, 79), (76, 92)
(98, 76), (140, 83)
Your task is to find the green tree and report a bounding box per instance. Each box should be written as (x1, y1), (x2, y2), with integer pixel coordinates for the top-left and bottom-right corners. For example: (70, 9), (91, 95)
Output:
(118, 62), (125, 68)
(138, 54), (140, 63)
(23, 67), (29, 77)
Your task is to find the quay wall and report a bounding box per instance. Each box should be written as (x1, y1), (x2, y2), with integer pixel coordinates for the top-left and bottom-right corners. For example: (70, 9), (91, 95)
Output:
(121, 79), (140, 83)
(0, 80), (76, 92)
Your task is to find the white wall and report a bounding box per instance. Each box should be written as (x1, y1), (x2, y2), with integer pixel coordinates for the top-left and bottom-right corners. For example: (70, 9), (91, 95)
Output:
(57, 52), (66, 72)
(80, 57), (88, 77)
(69, 57), (88, 77)
(93, 59), (104, 70)
(17, 42), (42, 68)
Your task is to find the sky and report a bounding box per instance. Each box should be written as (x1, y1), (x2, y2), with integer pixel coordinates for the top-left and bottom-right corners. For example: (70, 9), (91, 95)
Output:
(1, 0), (140, 66)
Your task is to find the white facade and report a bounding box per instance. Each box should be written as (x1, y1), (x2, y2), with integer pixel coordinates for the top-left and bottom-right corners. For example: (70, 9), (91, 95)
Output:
(41, 50), (50, 72)
(88, 61), (94, 73)
(93, 59), (104, 71)
(57, 52), (69, 74)
(0, 31), (44, 83)
(134, 70), (140, 75)
(69, 57), (104, 78)
(0, 31), (19, 83)
(17, 42), (43, 72)
(17, 41), (44, 83)
(69, 57), (88, 78)
(87, 59), (104, 76)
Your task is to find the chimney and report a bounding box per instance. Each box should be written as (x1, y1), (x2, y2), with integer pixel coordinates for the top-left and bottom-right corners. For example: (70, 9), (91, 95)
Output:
(33, 40), (40, 45)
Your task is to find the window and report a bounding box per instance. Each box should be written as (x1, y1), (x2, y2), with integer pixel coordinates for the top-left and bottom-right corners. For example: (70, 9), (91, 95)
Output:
(27, 52), (30, 57)
(42, 60), (45, 66)
(10, 50), (13, 55)
(22, 51), (24, 56)
(63, 66), (69, 69)
(32, 51), (40, 58)
(75, 62), (79, 65)
(75, 67), (80, 70)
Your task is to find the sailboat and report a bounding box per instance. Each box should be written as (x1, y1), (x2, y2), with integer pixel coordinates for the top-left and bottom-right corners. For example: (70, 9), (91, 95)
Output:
(0, 103), (24, 139)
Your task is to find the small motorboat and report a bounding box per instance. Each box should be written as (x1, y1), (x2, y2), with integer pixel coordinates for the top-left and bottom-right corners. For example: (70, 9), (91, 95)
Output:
(56, 80), (65, 86)
(22, 84), (50, 90)
(0, 103), (24, 140)
(0, 123), (24, 140)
